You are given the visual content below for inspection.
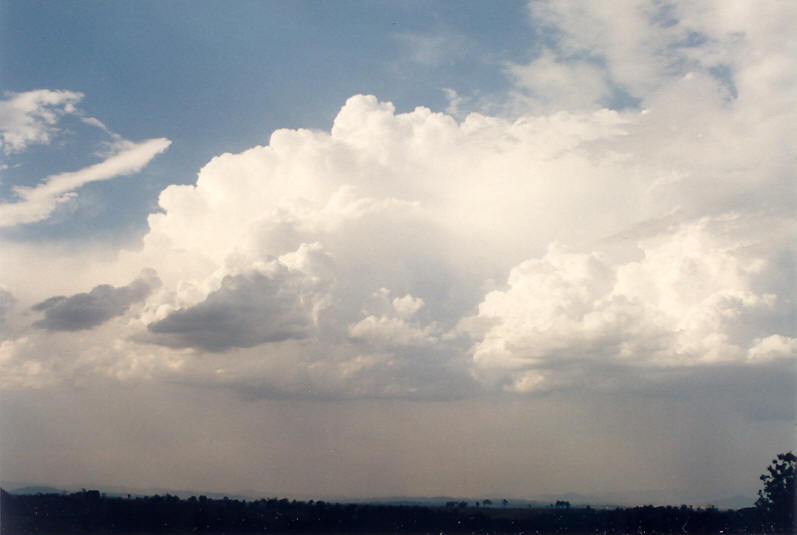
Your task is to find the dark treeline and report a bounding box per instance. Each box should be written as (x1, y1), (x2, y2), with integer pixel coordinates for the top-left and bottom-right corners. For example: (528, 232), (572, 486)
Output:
(0, 488), (774, 534)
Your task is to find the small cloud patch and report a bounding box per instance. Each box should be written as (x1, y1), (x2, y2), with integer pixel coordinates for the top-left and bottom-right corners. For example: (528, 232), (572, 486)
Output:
(33, 269), (160, 331)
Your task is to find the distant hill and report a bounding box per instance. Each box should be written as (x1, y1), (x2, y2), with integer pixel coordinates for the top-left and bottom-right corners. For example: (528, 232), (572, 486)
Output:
(710, 495), (755, 509)
(0, 482), (252, 501)
(0, 481), (755, 511)
(345, 496), (553, 508)
(7, 486), (66, 495)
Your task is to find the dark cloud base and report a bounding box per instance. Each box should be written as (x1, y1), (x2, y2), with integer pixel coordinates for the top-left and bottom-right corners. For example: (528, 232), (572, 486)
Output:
(33, 269), (159, 331)
(146, 270), (314, 352)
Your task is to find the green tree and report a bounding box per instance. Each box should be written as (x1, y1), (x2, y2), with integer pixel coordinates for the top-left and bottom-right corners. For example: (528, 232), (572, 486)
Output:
(755, 451), (795, 532)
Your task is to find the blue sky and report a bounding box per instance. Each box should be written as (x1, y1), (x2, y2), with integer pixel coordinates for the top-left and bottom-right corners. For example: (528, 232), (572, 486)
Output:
(0, 1), (795, 504)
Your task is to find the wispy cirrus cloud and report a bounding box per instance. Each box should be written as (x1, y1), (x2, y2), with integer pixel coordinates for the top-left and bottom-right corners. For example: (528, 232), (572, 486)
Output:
(393, 31), (468, 67)
(0, 89), (84, 155)
(0, 137), (171, 227)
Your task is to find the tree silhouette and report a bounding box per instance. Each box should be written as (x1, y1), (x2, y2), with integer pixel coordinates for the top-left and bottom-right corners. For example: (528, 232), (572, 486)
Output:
(755, 451), (795, 532)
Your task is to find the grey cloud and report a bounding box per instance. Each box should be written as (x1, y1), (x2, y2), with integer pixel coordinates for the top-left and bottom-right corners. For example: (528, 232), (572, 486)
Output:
(641, 364), (797, 423)
(33, 269), (160, 331)
(0, 288), (16, 338)
(246, 347), (478, 402)
(146, 268), (318, 352)
(0, 288), (15, 318)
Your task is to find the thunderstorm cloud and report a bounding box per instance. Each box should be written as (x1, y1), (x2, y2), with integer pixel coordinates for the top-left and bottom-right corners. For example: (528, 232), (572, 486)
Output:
(1, 0), (794, 407)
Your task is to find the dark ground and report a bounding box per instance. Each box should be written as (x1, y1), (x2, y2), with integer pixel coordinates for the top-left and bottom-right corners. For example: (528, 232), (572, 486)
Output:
(2, 488), (787, 535)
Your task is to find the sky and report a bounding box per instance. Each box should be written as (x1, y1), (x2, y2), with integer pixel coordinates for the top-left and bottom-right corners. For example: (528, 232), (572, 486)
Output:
(0, 0), (795, 505)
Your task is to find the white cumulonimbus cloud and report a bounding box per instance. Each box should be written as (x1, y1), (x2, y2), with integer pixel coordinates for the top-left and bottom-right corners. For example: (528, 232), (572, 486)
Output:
(0, 0), (794, 404)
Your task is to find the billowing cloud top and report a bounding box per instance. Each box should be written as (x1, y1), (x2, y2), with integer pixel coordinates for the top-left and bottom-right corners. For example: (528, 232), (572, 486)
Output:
(0, 1), (794, 408)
